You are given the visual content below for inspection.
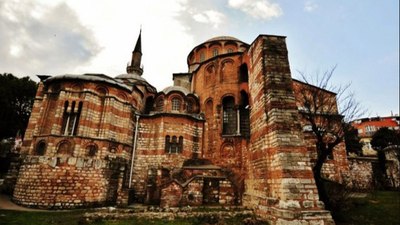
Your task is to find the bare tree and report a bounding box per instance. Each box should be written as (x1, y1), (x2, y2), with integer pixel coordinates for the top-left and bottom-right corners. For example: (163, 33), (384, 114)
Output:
(296, 65), (365, 207)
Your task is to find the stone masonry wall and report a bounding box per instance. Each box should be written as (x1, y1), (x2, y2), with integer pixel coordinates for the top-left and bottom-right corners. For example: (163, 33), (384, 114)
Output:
(244, 35), (333, 224)
(13, 155), (125, 209)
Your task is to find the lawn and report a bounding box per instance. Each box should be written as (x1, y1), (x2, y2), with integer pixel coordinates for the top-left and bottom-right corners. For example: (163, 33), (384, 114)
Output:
(333, 191), (400, 225)
(0, 191), (398, 225)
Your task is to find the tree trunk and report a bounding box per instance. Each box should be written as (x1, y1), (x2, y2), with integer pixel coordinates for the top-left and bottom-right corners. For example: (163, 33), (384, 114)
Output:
(313, 150), (329, 209)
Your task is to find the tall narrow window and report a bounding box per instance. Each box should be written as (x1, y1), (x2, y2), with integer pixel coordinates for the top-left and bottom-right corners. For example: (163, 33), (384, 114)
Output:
(200, 52), (205, 62)
(222, 96), (237, 135)
(212, 48), (218, 57)
(178, 136), (183, 152)
(165, 135), (170, 153)
(171, 98), (181, 111)
(144, 96), (154, 114)
(240, 91), (250, 138)
(165, 135), (183, 154)
(239, 64), (249, 83)
(61, 101), (82, 136)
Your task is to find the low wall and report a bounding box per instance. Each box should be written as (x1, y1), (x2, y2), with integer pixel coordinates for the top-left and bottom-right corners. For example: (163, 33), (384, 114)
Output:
(348, 152), (400, 190)
(12, 155), (127, 209)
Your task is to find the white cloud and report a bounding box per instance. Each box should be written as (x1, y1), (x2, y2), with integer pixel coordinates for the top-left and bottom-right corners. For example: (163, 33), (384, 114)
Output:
(0, 0), (100, 78)
(228, 0), (282, 20)
(304, 1), (318, 12)
(193, 10), (226, 28)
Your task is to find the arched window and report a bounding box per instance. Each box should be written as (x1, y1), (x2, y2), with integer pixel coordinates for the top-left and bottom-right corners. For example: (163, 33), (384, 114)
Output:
(212, 48), (218, 57)
(61, 101), (83, 136)
(35, 141), (46, 156)
(171, 98), (181, 111)
(222, 96), (237, 135)
(86, 144), (98, 157)
(239, 64), (249, 83)
(165, 135), (183, 154)
(156, 98), (164, 111)
(187, 99), (194, 113)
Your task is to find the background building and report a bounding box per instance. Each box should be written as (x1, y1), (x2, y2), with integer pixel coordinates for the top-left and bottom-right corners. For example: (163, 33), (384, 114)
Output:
(352, 116), (400, 155)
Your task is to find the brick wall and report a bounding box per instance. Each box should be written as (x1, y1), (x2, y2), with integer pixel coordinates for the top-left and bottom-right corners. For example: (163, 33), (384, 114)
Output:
(243, 35), (334, 224)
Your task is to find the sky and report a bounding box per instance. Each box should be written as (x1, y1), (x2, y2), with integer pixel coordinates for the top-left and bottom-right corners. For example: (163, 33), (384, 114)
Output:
(1, 0), (398, 117)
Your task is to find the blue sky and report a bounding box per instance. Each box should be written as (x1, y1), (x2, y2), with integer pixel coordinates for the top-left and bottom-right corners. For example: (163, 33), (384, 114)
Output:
(1, 0), (398, 117)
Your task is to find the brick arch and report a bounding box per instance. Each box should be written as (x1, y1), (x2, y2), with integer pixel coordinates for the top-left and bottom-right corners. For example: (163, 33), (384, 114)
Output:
(221, 59), (235, 82)
(155, 95), (165, 112)
(205, 63), (216, 86)
(34, 140), (47, 156)
(95, 85), (109, 96)
(56, 139), (74, 155)
(186, 95), (200, 113)
(70, 82), (84, 92)
(220, 141), (235, 158)
(84, 143), (98, 157)
(117, 92), (128, 101)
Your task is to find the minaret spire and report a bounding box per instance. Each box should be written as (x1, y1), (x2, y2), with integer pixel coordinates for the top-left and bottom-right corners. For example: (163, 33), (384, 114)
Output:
(127, 29), (143, 75)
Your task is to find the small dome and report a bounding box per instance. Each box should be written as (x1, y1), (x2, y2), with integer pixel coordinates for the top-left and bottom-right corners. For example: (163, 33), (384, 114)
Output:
(161, 86), (190, 96)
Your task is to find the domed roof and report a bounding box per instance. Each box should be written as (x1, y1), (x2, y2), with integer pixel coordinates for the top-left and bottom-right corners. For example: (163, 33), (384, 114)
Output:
(205, 36), (242, 42)
(44, 73), (131, 91)
(161, 86), (190, 96)
(115, 73), (147, 82)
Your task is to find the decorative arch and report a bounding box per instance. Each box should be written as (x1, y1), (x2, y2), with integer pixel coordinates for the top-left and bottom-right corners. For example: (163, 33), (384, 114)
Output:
(117, 92), (128, 101)
(205, 98), (214, 119)
(186, 96), (199, 113)
(205, 63), (216, 86)
(57, 140), (73, 155)
(221, 142), (235, 158)
(155, 96), (164, 112)
(95, 86), (108, 96)
(221, 59), (235, 82)
(70, 83), (83, 92)
(35, 140), (47, 156)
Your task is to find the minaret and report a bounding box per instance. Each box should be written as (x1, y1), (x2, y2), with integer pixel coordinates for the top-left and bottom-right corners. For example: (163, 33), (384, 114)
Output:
(127, 30), (143, 75)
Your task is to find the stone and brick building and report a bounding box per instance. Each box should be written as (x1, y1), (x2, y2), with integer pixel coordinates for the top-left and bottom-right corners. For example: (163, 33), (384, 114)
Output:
(9, 32), (353, 224)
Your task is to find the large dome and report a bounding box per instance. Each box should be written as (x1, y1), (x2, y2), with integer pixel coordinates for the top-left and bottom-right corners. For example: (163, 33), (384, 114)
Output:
(205, 36), (242, 43)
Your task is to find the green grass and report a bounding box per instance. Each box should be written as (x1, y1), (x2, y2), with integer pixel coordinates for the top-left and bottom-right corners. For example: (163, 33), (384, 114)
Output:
(0, 210), (84, 225)
(333, 191), (400, 225)
(0, 210), (258, 225)
(2, 192), (398, 225)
